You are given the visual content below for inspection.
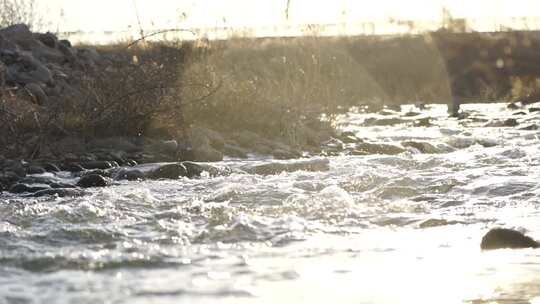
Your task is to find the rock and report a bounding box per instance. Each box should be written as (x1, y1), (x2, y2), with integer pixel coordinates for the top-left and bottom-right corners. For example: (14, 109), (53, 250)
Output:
(529, 107), (540, 113)
(9, 183), (49, 194)
(35, 32), (57, 48)
(113, 168), (144, 181)
(148, 163), (188, 179)
(19, 176), (56, 185)
(476, 138), (499, 148)
(62, 163), (85, 172)
(76, 174), (111, 188)
(321, 138), (344, 154)
(24, 82), (48, 105)
(58, 39), (71, 48)
(378, 109), (397, 116)
(520, 124), (539, 131)
(272, 149), (302, 160)
(337, 131), (361, 144)
(0, 24), (32, 41)
(125, 159), (138, 167)
(26, 166), (46, 174)
(484, 118), (519, 127)
(504, 118), (519, 127)
(81, 169), (112, 178)
(30, 188), (87, 198)
(419, 219), (459, 228)
(241, 158), (330, 176)
(507, 102), (521, 110)
(404, 111), (421, 117)
(4, 160), (26, 177)
(50, 182), (76, 189)
(413, 117), (432, 127)
(7, 52), (53, 85)
(0, 172), (21, 188)
(182, 161), (231, 178)
(481, 228), (539, 250)
(80, 161), (115, 170)
(401, 141), (441, 154)
(0, 59), (6, 87)
(363, 117), (407, 126)
(353, 142), (406, 155)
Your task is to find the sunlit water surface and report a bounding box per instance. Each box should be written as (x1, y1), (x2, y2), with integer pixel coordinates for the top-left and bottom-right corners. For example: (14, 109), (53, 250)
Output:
(2, 103), (540, 303)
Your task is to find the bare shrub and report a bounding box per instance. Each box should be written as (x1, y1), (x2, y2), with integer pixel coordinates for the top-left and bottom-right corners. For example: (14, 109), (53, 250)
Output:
(181, 37), (383, 146)
(68, 42), (192, 139)
(0, 0), (43, 30)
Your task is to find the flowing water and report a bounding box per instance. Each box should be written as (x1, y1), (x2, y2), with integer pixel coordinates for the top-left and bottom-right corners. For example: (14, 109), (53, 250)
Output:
(2, 103), (540, 304)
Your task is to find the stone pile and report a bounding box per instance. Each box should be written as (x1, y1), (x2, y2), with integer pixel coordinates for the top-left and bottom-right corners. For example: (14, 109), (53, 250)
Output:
(0, 24), (112, 105)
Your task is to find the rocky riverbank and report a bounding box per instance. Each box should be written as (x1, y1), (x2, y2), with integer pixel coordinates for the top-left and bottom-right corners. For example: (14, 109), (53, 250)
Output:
(4, 23), (540, 197)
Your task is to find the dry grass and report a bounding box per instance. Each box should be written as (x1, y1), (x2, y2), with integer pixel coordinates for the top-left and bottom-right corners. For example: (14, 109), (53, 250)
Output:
(180, 35), (453, 145)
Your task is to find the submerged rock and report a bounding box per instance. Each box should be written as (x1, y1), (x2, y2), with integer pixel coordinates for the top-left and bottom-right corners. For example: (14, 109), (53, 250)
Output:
(484, 118), (519, 127)
(9, 183), (49, 194)
(241, 158), (330, 176)
(363, 117), (407, 127)
(401, 141), (441, 154)
(480, 228), (539, 250)
(352, 142), (406, 155)
(29, 188), (87, 198)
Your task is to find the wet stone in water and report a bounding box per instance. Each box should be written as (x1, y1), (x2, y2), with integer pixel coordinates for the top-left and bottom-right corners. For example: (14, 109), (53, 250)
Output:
(480, 228), (539, 250)
(148, 163), (188, 179)
(77, 174), (112, 188)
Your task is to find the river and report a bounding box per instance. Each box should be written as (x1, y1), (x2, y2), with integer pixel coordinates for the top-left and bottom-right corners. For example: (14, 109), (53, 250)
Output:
(2, 103), (540, 303)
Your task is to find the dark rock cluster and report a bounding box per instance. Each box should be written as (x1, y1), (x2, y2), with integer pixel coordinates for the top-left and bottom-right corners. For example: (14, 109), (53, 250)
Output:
(0, 24), (111, 105)
(0, 156), (229, 197)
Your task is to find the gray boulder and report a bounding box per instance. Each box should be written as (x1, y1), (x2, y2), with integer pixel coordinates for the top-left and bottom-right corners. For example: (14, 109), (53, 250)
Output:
(7, 52), (53, 85)
(0, 24), (32, 41)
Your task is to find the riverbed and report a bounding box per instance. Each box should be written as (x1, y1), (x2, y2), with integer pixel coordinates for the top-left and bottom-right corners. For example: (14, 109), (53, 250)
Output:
(2, 103), (540, 303)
